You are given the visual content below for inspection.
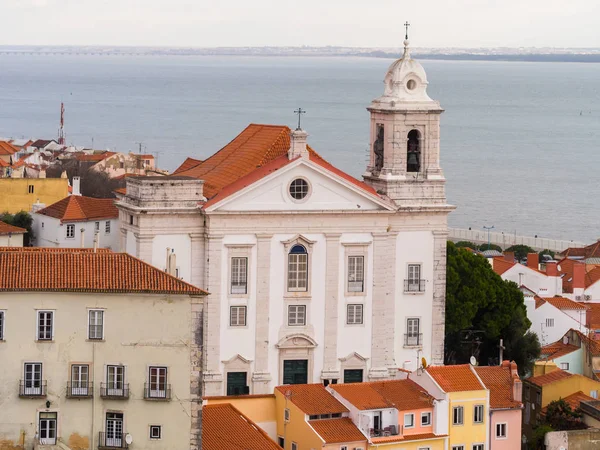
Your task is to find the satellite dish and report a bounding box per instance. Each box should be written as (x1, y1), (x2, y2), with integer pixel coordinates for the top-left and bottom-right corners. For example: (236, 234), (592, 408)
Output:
(562, 336), (569, 345)
(125, 434), (133, 445)
(557, 265), (562, 272)
(470, 356), (477, 366)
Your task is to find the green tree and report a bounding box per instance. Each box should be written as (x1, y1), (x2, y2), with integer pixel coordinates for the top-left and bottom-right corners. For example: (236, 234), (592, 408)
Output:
(455, 240), (478, 250)
(445, 242), (540, 375)
(0, 211), (35, 246)
(478, 243), (503, 252)
(529, 424), (553, 450)
(505, 244), (535, 261)
(544, 399), (587, 431)
(539, 249), (555, 259)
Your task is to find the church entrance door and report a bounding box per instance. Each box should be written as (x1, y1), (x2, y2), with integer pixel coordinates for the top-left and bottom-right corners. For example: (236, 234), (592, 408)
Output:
(283, 359), (308, 384)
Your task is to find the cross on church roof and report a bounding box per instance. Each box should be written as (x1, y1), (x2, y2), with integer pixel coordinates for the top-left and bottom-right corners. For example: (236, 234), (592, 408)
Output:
(294, 107), (306, 130)
(404, 21), (410, 40)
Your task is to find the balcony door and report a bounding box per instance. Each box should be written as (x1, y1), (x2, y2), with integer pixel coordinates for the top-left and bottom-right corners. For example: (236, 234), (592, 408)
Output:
(149, 366), (167, 398)
(107, 365), (124, 396)
(24, 363), (42, 395)
(106, 413), (123, 447)
(71, 364), (89, 396)
(39, 412), (57, 445)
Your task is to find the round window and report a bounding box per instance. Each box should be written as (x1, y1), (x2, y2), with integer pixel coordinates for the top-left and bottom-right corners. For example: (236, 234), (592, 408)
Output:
(289, 178), (309, 200)
(407, 79), (417, 90)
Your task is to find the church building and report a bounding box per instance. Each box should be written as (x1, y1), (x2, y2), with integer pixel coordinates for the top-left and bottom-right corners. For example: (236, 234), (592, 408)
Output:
(116, 38), (454, 396)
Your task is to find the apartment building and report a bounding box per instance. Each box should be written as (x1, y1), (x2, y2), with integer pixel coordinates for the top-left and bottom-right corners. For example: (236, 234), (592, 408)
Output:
(0, 247), (206, 450)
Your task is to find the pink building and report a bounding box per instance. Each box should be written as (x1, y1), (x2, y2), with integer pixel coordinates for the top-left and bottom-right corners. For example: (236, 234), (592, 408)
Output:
(475, 361), (523, 450)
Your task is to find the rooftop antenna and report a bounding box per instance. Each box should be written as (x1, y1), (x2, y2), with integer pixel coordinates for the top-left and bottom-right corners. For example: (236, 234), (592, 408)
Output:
(135, 142), (144, 154)
(294, 107), (306, 131)
(57, 102), (66, 145)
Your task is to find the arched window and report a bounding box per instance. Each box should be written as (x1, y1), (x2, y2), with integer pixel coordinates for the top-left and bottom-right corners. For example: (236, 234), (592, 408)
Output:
(288, 244), (308, 292)
(407, 130), (421, 173)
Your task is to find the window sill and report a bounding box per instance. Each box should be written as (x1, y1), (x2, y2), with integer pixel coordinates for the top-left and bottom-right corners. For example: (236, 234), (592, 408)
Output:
(345, 291), (366, 297)
(228, 294), (249, 300)
(144, 397), (171, 402)
(345, 323), (365, 327)
(284, 293), (311, 300)
(403, 291), (426, 295)
(403, 344), (423, 349)
(35, 339), (54, 343)
(86, 339), (105, 342)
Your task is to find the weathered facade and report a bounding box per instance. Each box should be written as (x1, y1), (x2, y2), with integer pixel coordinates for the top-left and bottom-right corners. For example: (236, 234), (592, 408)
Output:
(0, 248), (206, 450)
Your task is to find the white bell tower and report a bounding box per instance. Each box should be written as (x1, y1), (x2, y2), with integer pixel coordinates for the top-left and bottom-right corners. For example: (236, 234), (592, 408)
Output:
(364, 29), (447, 207)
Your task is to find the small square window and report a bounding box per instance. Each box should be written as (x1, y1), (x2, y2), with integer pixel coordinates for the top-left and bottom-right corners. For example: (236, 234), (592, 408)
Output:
(452, 446), (465, 450)
(288, 305), (306, 326)
(149, 425), (161, 439)
(105, 221), (111, 234)
(560, 362), (570, 370)
(473, 445), (484, 450)
(474, 404), (484, 423)
(230, 306), (247, 327)
(452, 406), (464, 425)
(66, 224), (75, 239)
(95, 222), (100, 232)
(28, 185), (34, 194)
(404, 413), (415, 428)
(545, 318), (555, 327)
(291, 443), (298, 450)
(421, 412), (431, 426)
(278, 437), (285, 447)
(496, 423), (507, 438)
(347, 304), (363, 325)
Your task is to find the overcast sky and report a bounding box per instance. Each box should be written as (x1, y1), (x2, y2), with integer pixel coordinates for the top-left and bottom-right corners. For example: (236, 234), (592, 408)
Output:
(3, 0), (599, 48)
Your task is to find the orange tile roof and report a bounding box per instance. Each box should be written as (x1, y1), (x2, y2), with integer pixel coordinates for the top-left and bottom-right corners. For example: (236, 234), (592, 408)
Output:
(0, 248), (206, 295)
(0, 159), (9, 167)
(0, 221), (27, 235)
(560, 241), (600, 259)
(74, 151), (116, 162)
(330, 379), (434, 411)
(35, 196), (118, 223)
(113, 187), (127, 196)
(427, 364), (485, 392)
(541, 391), (595, 414)
(0, 246), (111, 253)
(202, 403), (281, 450)
(174, 123), (379, 202)
(308, 418), (366, 444)
(570, 329), (600, 356)
(540, 341), (580, 360)
(0, 141), (18, 155)
(475, 365), (522, 409)
(493, 257), (516, 275)
(371, 432), (446, 444)
(539, 296), (589, 311)
(275, 384), (348, 415)
(526, 369), (573, 387)
(587, 303), (600, 330)
(586, 266), (600, 289)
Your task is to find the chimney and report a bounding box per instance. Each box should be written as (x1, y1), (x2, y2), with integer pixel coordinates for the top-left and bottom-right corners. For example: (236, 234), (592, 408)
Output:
(546, 261), (558, 277)
(288, 129), (309, 160)
(80, 228), (85, 248)
(93, 231), (99, 252)
(527, 253), (539, 270)
(39, 169), (46, 179)
(72, 176), (81, 196)
(504, 251), (515, 262)
(31, 199), (46, 213)
(165, 248), (177, 276)
(573, 262), (586, 291)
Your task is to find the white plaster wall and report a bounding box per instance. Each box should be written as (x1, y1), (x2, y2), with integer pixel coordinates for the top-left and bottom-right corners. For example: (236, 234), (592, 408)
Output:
(586, 284), (600, 302)
(0, 233), (24, 247)
(529, 303), (588, 346)
(151, 234), (192, 282)
(126, 230), (136, 256)
(396, 231), (435, 370)
(502, 265), (561, 296)
(33, 214), (119, 250)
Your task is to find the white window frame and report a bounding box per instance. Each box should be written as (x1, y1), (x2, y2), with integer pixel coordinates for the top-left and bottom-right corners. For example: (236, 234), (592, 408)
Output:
(106, 364), (126, 396)
(230, 257), (248, 295)
(23, 362), (43, 395)
(421, 411), (431, 426)
(287, 245), (309, 292)
(496, 422), (507, 439)
(284, 408), (290, 422)
(230, 306), (247, 327)
(149, 425), (162, 440)
(0, 310), (5, 340)
(288, 305), (306, 327)
(347, 255), (365, 293)
(70, 364), (90, 395)
(88, 309), (104, 340)
(404, 413), (415, 428)
(473, 444), (484, 450)
(95, 221), (100, 232)
(148, 366), (168, 398)
(36, 310), (54, 341)
(105, 221), (111, 234)
(65, 223), (75, 239)
(452, 406), (464, 425)
(560, 362), (570, 370)
(452, 446), (465, 450)
(545, 318), (555, 328)
(347, 304), (364, 325)
(473, 404), (484, 423)
(406, 263), (423, 292)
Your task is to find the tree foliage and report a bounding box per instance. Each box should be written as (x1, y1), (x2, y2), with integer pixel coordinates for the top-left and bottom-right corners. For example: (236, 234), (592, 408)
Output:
(529, 424), (553, 450)
(544, 399), (587, 431)
(505, 244), (535, 261)
(47, 163), (118, 199)
(0, 211), (35, 246)
(478, 243), (503, 252)
(455, 240), (478, 250)
(539, 249), (555, 259)
(445, 242), (540, 375)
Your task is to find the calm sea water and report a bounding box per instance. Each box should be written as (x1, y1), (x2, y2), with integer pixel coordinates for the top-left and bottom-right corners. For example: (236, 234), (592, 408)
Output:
(0, 55), (599, 241)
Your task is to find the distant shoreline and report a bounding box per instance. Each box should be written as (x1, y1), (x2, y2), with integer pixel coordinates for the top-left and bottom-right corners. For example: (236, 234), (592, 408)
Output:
(1, 46), (600, 63)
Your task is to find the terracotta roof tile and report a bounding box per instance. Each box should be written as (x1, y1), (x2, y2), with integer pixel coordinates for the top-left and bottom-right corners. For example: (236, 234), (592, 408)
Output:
(427, 364), (485, 392)
(0, 221), (27, 235)
(202, 403), (281, 450)
(541, 391), (595, 414)
(0, 248), (206, 295)
(73, 151), (116, 162)
(571, 330), (600, 356)
(308, 418), (366, 444)
(371, 432), (446, 444)
(493, 257), (516, 276)
(0, 159), (10, 167)
(330, 379), (434, 411)
(275, 384), (348, 415)
(0, 141), (18, 155)
(475, 365), (522, 409)
(560, 242), (600, 259)
(0, 246), (111, 253)
(31, 139), (56, 148)
(173, 157), (203, 173)
(539, 296), (589, 311)
(586, 266), (600, 289)
(587, 303), (600, 330)
(540, 341), (580, 360)
(526, 369), (573, 387)
(35, 196), (118, 223)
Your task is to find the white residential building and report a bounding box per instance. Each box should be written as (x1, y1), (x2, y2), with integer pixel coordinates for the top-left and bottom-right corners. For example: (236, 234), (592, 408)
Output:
(116, 38), (454, 396)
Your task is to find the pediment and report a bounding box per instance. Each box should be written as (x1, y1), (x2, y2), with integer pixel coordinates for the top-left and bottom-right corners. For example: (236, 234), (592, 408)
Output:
(276, 333), (318, 349)
(221, 354), (252, 365)
(339, 352), (368, 364)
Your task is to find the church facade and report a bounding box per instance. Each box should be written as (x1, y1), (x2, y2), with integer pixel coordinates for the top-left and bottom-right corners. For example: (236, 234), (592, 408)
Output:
(116, 40), (454, 396)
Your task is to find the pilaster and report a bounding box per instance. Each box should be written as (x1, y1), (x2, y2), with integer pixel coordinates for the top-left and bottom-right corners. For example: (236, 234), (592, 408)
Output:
(322, 233), (341, 380)
(134, 233), (153, 263)
(189, 297), (204, 450)
(431, 230), (448, 365)
(119, 228), (127, 253)
(252, 234), (273, 394)
(190, 233), (206, 289)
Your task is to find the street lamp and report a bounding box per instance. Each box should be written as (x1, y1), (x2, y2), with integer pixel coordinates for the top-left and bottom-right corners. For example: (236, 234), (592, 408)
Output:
(483, 225), (495, 251)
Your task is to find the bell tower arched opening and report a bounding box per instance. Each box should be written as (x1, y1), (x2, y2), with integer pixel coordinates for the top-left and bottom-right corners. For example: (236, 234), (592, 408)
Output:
(407, 129), (421, 173)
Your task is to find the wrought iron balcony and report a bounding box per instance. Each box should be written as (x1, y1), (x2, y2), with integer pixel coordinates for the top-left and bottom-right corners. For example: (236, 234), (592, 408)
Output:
(404, 333), (423, 347)
(404, 279), (426, 293)
(143, 383), (171, 400)
(67, 381), (93, 398)
(19, 380), (47, 398)
(98, 432), (128, 449)
(100, 383), (130, 399)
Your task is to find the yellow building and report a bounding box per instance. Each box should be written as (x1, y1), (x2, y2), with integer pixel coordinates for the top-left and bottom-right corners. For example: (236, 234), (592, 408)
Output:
(0, 178), (69, 214)
(421, 365), (489, 450)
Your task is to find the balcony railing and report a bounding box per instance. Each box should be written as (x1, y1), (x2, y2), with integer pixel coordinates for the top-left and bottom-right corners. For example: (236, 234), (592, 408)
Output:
(67, 381), (93, 398)
(404, 279), (426, 293)
(19, 380), (47, 397)
(404, 333), (423, 347)
(144, 383), (171, 400)
(98, 432), (128, 449)
(100, 383), (130, 399)
(369, 425), (401, 437)
(231, 283), (247, 295)
(348, 280), (364, 293)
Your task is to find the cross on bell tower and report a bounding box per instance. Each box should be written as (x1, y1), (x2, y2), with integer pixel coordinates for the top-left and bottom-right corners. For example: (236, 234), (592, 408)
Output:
(294, 107), (306, 130)
(404, 21), (410, 40)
